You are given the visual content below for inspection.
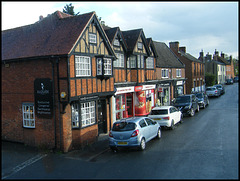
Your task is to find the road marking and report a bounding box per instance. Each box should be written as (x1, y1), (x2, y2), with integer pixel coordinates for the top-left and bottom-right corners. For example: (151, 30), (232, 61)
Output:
(2, 153), (47, 179)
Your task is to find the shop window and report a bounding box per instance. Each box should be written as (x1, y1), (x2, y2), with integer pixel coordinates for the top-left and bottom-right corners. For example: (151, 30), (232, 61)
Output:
(115, 94), (126, 120)
(81, 101), (96, 128)
(22, 103), (35, 128)
(71, 103), (79, 128)
(75, 56), (91, 77)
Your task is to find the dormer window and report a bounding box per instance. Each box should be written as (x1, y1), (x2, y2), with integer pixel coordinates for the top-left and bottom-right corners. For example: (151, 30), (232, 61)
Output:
(113, 38), (120, 46)
(89, 33), (97, 44)
(137, 42), (143, 50)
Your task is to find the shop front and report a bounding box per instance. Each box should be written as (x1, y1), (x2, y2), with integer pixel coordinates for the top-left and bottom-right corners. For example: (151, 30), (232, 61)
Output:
(174, 80), (185, 98)
(157, 81), (171, 106)
(113, 84), (156, 121)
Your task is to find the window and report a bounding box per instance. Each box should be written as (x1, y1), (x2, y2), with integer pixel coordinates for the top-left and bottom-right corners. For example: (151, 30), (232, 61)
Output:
(176, 69), (181, 77)
(137, 42), (143, 50)
(146, 57), (154, 69)
(75, 56), (91, 76)
(139, 119), (147, 128)
(113, 38), (120, 46)
(89, 33), (97, 44)
(81, 101), (96, 127)
(137, 55), (144, 68)
(22, 103), (35, 128)
(114, 53), (124, 68)
(162, 69), (169, 78)
(104, 58), (112, 75)
(97, 58), (102, 75)
(127, 56), (136, 68)
(72, 103), (79, 128)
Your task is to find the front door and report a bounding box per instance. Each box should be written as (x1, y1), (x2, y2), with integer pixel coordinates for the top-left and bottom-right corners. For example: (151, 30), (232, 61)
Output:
(98, 99), (107, 134)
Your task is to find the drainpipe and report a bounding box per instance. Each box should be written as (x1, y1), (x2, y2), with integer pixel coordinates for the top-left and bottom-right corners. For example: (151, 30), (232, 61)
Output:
(51, 59), (57, 150)
(56, 58), (62, 151)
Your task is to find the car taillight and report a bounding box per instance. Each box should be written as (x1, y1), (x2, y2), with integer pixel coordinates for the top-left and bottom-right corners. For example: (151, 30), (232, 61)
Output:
(131, 129), (139, 137)
(163, 116), (170, 120)
(215, 90), (218, 93)
(109, 131), (113, 137)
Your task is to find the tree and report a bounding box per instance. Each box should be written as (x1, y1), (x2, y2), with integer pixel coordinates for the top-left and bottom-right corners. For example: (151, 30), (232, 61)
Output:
(205, 72), (216, 86)
(63, 3), (79, 16)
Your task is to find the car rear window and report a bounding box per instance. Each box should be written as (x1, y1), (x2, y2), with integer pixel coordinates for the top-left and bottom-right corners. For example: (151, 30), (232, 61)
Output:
(195, 93), (203, 98)
(150, 109), (168, 115)
(112, 122), (136, 131)
(175, 96), (190, 103)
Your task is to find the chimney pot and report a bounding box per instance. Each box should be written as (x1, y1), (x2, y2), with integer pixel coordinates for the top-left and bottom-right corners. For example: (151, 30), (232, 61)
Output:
(39, 15), (43, 21)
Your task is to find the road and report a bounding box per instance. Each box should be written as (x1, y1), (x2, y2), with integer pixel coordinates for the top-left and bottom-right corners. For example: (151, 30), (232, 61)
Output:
(2, 83), (238, 179)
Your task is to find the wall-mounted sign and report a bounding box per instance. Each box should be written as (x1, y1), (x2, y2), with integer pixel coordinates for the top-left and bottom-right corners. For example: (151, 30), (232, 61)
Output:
(34, 78), (53, 118)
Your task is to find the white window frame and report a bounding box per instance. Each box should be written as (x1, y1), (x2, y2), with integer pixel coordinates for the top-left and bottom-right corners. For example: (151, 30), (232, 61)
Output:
(75, 56), (91, 77)
(81, 101), (96, 128)
(114, 53), (124, 68)
(71, 103), (79, 128)
(104, 58), (112, 75)
(137, 42), (143, 50)
(176, 69), (182, 77)
(137, 55), (144, 68)
(146, 57), (154, 69)
(128, 56), (136, 68)
(97, 58), (102, 75)
(162, 69), (169, 78)
(113, 38), (120, 46)
(22, 103), (35, 128)
(89, 33), (97, 44)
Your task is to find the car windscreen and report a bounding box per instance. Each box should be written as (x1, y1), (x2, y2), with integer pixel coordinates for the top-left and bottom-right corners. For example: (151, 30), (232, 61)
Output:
(112, 122), (136, 131)
(175, 96), (190, 103)
(150, 109), (168, 115)
(195, 93), (203, 98)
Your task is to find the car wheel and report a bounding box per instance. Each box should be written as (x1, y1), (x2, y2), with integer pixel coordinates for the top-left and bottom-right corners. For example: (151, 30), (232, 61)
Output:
(202, 103), (206, 109)
(170, 120), (175, 130)
(110, 146), (118, 152)
(180, 114), (183, 124)
(190, 108), (195, 117)
(139, 138), (146, 151)
(196, 105), (200, 112)
(156, 128), (161, 139)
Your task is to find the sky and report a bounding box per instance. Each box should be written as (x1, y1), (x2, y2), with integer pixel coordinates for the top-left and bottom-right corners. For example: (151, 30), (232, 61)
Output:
(1, 1), (239, 59)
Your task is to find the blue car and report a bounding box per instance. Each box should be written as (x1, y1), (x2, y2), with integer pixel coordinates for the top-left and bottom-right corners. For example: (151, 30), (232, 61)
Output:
(109, 117), (161, 151)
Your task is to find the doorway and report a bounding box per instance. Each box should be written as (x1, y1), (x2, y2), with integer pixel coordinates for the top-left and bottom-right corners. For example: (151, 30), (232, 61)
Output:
(97, 99), (107, 134)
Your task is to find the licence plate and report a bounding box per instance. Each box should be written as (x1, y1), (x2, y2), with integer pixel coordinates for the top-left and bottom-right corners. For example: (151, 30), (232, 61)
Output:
(209, 94), (213, 96)
(117, 141), (128, 145)
(154, 118), (161, 120)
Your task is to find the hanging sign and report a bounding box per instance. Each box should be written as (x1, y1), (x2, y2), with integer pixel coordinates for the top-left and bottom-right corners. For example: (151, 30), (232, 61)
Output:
(34, 78), (53, 118)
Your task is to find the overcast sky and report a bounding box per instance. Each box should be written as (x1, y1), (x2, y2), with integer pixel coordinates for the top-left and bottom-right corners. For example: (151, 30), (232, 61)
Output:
(2, 1), (239, 59)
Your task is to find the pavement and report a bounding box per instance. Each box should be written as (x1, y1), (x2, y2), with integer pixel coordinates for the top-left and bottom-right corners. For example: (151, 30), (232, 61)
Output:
(2, 133), (109, 179)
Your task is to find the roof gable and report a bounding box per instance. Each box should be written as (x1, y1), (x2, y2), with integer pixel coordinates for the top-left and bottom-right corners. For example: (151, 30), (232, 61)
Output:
(122, 29), (150, 55)
(2, 11), (115, 61)
(153, 41), (184, 68)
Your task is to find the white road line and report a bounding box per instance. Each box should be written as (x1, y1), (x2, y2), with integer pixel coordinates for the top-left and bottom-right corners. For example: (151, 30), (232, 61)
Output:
(2, 153), (47, 179)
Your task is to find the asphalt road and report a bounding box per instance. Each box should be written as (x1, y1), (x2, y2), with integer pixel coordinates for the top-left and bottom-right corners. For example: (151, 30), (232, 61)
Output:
(2, 83), (238, 179)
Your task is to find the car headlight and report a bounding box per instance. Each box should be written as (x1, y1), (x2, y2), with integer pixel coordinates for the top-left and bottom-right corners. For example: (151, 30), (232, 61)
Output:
(199, 101), (204, 104)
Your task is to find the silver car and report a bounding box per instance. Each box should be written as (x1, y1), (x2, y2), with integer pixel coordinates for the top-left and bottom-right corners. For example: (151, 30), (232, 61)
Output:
(206, 86), (220, 97)
(109, 117), (161, 151)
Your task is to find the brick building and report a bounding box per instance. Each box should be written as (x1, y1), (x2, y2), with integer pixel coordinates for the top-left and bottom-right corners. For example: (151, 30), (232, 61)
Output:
(169, 42), (205, 94)
(2, 11), (116, 152)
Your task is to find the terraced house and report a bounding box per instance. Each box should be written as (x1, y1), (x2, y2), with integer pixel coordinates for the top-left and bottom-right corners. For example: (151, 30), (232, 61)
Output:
(2, 11), (117, 152)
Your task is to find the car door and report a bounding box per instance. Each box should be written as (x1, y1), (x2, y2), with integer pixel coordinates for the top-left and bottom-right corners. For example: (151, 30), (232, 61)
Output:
(172, 107), (180, 123)
(139, 119), (149, 141)
(145, 118), (156, 141)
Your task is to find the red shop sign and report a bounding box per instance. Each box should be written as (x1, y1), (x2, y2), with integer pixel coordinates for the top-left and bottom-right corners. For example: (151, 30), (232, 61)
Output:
(135, 86), (143, 92)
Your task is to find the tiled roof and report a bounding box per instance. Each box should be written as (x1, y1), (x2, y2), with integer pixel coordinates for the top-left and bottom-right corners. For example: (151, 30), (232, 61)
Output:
(104, 27), (119, 45)
(179, 51), (202, 63)
(153, 41), (185, 68)
(2, 11), (94, 61)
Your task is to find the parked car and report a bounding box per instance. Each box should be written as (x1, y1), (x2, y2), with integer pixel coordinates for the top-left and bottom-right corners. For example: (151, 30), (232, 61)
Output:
(213, 84), (225, 95)
(148, 106), (183, 130)
(206, 86), (220, 97)
(226, 78), (233, 85)
(172, 94), (199, 117)
(194, 92), (209, 109)
(109, 117), (161, 151)
(233, 76), (239, 83)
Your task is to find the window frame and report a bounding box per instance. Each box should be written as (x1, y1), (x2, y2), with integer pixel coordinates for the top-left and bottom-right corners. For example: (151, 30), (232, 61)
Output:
(96, 56), (113, 78)
(89, 33), (97, 44)
(146, 57), (154, 69)
(113, 38), (120, 46)
(162, 69), (169, 78)
(176, 69), (182, 77)
(75, 56), (91, 77)
(81, 101), (96, 128)
(22, 103), (35, 128)
(137, 42), (143, 50)
(71, 103), (80, 128)
(114, 53), (124, 68)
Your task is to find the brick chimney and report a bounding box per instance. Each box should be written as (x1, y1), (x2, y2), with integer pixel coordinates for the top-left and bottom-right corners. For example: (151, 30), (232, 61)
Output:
(214, 49), (219, 56)
(169, 41), (179, 55)
(199, 49), (204, 62)
(221, 52), (225, 59)
(179, 47), (186, 53)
